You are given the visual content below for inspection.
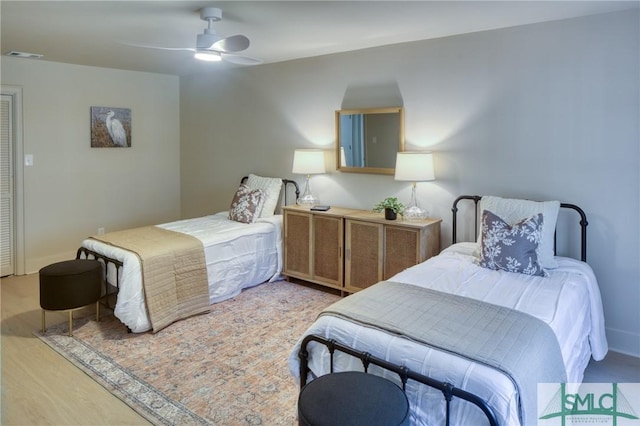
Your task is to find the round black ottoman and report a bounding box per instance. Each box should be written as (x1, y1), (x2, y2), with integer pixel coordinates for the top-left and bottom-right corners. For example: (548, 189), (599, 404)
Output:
(39, 259), (103, 336)
(298, 371), (410, 426)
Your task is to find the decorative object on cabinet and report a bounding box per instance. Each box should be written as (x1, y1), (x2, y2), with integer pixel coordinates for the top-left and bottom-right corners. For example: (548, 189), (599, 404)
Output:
(372, 197), (405, 220)
(336, 107), (404, 175)
(282, 205), (440, 294)
(292, 149), (326, 206)
(394, 151), (435, 220)
(90, 106), (131, 148)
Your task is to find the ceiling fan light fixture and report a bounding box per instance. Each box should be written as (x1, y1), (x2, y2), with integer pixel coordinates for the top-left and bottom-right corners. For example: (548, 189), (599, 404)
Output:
(197, 32), (222, 49)
(194, 50), (222, 62)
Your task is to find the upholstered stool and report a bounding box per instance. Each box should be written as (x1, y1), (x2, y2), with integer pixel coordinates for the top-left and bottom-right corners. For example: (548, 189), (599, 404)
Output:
(39, 259), (103, 336)
(298, 371), (410, 426)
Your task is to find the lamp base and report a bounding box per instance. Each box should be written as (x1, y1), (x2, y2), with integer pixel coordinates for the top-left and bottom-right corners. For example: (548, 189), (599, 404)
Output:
(297, 194), (319, 206)
(403, 182), (427, 221)
(297, 174), (319, 206)
(403, 205), (427, 221)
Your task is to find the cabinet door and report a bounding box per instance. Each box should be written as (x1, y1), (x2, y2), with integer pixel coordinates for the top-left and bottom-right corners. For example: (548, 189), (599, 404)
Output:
(283, 211), (311, 279)
(312, 215), (343, 286)
(345, 220), (383, 291)
(384, 226), (420, 279)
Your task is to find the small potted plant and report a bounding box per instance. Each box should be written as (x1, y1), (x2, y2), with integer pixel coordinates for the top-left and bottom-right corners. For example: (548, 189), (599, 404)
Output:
(373, 197), (405, 220)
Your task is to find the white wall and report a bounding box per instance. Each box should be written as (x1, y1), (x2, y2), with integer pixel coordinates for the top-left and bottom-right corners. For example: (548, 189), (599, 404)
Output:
(180, 10), (639, 356)
(1, 59), (181, 272)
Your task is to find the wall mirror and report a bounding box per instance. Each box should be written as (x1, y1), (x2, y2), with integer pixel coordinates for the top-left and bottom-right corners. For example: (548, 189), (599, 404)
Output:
(336, 107), (404, 175)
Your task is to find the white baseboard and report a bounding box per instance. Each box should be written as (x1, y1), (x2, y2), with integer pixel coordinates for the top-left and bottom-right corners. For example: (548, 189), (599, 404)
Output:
(25, 251), (78, 275)
(606, 327), (640, 358)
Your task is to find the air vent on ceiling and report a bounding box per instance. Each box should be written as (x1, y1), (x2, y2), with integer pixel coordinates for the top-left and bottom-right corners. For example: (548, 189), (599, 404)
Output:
(4, 51), (43, 59)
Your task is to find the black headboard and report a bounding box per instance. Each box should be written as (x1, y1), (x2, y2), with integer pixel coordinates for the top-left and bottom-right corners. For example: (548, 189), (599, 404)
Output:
(240, 176), (300, 207)
(451, 195), (589, 262)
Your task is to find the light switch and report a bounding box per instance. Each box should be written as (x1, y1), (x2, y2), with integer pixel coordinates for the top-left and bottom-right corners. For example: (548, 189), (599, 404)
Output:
(25, 154), (33, 166)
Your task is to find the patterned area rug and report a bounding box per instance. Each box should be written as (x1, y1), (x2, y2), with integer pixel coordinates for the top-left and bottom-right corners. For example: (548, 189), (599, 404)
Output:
(35, 280), (341, 425)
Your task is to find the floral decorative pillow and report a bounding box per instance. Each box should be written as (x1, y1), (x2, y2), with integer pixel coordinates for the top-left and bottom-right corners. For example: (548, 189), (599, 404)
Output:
(229, 184), (266, 224)
(474, 196), (560, 269)
(477, 209), (546, 276)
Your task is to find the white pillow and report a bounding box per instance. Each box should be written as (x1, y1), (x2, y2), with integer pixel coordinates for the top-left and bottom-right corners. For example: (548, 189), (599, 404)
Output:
(474, 196), (560, 270)
(246, 174), (282, 218)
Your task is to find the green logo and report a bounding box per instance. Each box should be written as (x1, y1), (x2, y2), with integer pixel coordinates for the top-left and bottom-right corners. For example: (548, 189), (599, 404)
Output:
(539, 383), (639, 425)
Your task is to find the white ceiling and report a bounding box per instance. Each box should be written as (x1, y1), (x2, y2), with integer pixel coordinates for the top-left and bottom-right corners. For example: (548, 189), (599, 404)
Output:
(2, 1), (638, 76)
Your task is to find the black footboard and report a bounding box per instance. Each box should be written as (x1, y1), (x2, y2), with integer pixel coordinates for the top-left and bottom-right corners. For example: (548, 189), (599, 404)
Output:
(76, 247), (122, 308)
(298, 334), (498, 426)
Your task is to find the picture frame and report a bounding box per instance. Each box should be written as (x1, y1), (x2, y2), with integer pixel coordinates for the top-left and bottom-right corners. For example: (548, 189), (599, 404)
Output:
(90, 106), (131, 148)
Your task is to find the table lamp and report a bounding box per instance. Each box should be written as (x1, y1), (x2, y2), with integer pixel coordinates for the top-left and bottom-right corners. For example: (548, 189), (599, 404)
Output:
(394, 152), (435, 220)
(292, 149), (326, 206)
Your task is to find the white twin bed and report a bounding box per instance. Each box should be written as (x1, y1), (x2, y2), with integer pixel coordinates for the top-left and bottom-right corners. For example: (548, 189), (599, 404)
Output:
(289, 195), (608, 426)
(81, 212), (283, 332)
(78, 175), (299, 333)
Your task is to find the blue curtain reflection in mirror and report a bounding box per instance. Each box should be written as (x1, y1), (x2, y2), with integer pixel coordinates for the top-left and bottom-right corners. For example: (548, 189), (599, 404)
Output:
(340, 114), (364, 167)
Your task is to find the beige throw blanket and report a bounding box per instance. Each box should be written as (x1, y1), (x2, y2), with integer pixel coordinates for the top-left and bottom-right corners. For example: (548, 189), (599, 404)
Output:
(91, 226), (210, 333)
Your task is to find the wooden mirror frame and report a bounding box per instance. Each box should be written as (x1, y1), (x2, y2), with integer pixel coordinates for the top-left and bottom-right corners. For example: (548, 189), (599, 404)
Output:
(335, 107), (405, 175)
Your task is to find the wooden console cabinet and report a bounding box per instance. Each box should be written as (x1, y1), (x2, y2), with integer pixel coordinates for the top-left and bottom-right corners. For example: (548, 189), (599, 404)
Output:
(283, 205), (441, 294)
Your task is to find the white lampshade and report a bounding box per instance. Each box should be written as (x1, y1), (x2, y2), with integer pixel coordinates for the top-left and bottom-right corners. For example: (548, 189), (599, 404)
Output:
(394, 152), (435, 182)
(292, 149), (326, 175)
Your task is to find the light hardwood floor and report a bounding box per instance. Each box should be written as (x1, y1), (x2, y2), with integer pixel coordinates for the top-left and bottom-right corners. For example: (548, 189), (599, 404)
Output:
(2, 273), (639, 425)
(1, 273), (149, 425)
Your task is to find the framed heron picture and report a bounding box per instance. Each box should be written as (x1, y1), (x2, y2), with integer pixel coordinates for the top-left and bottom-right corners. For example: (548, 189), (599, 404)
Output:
(90, 106), (131, 148)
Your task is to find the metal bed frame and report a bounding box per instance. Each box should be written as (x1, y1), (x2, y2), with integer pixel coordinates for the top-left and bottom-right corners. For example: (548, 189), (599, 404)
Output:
(297, 195), (590, 426)
(452, 195), (588, 261)
(76, 176), (300, 309)
(298, 334), (499, 426)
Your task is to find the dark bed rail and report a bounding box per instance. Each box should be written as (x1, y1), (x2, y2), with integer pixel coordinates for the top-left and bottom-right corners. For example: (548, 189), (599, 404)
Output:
(451, 195), (482, 245)
(76, 246), (123, 308)
(299, 334), (499, 426)
(451, 195), (588, 262)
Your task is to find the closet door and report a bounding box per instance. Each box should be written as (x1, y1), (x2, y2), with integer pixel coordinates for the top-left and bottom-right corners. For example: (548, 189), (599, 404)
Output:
(0, 94), (14, 277)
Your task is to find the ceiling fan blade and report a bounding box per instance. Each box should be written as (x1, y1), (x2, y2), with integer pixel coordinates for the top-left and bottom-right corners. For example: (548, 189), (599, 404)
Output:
(211, 35), (250, 53)
(221, 53), (263, 66)
(123, 41), (196, 53)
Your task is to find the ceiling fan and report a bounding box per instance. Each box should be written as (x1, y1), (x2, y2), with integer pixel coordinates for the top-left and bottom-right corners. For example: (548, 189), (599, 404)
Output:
(130, 7), (262, 66)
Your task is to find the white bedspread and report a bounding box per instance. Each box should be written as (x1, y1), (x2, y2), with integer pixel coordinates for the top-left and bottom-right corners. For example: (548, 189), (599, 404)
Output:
(289, 242), (608, 426)
(82, 212), (283, 332)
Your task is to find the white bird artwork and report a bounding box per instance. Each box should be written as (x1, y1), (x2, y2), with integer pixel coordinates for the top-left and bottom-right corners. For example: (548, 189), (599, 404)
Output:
(102, 110), (128, 147)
